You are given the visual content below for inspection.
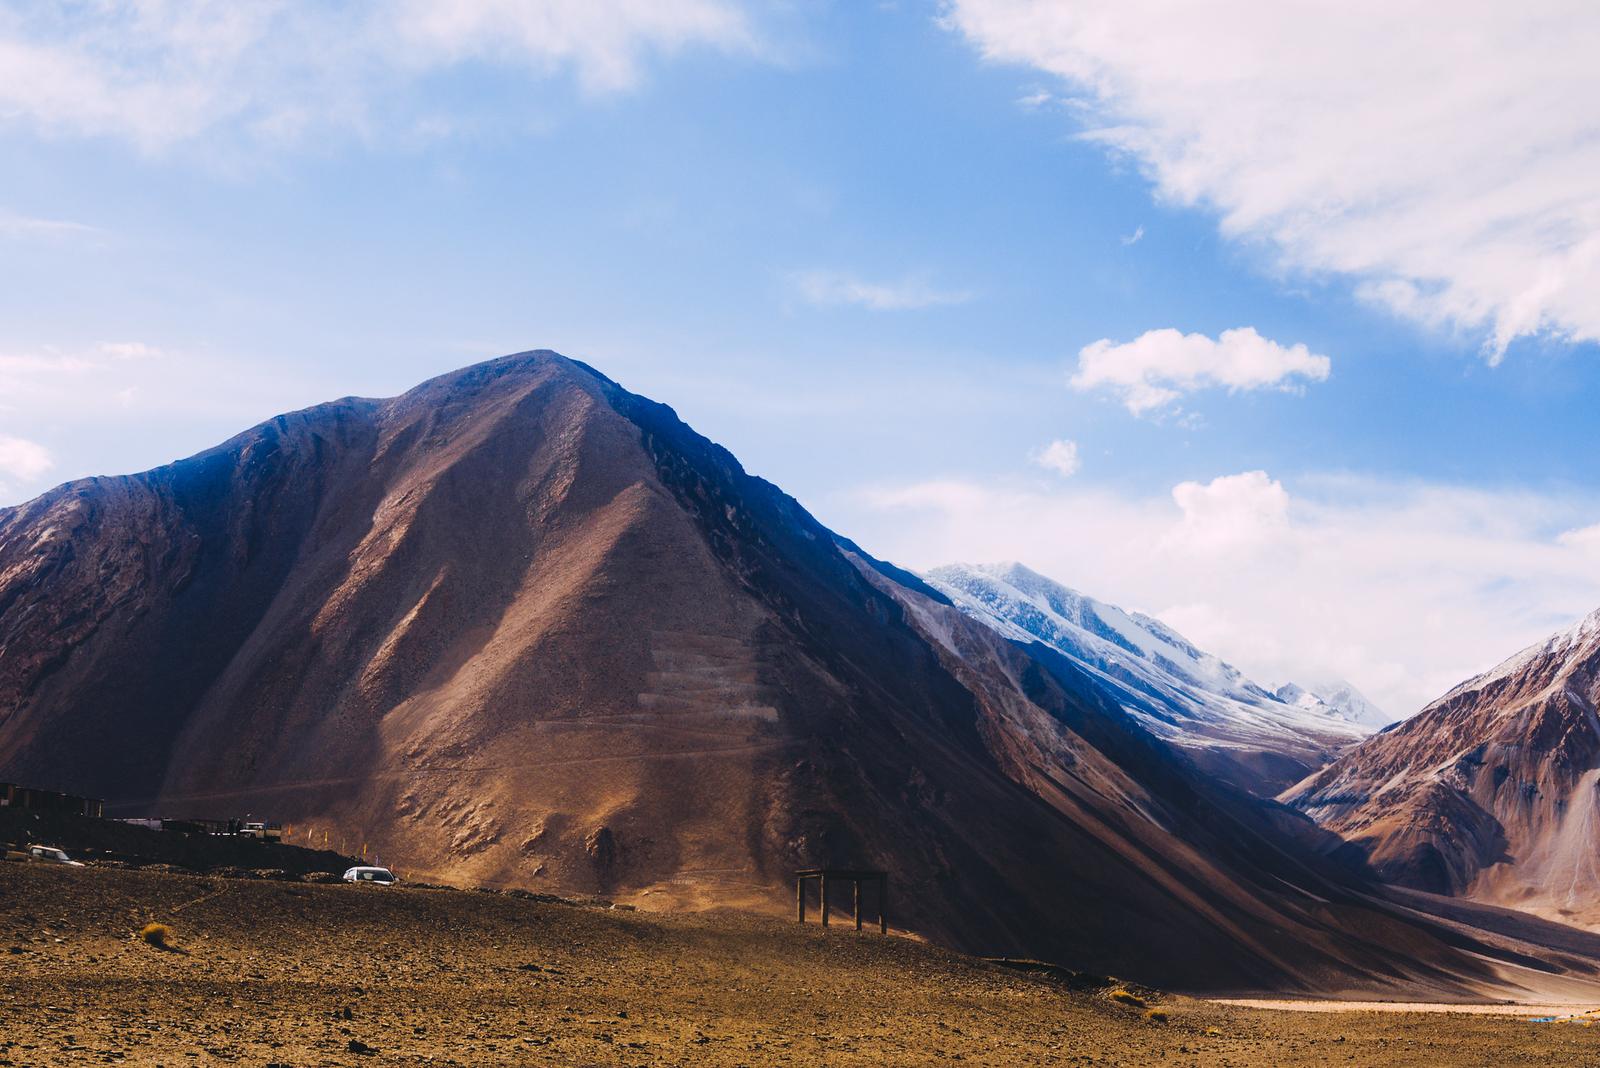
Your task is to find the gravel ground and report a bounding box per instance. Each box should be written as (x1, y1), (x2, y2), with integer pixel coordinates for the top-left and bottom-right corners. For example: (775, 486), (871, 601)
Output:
(4, 862), (1600, 1066)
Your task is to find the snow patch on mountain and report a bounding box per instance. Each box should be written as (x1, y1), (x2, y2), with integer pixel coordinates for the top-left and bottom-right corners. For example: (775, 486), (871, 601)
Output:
(1275, 680), (1392, 729)
(923, 562), (1371, 792)
(1441, 606), (1600, 705)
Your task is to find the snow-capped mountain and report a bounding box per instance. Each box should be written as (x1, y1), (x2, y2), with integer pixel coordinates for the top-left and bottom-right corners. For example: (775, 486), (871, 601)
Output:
(1274, 681), (1392, 729)
(923, 562), (1372, 795)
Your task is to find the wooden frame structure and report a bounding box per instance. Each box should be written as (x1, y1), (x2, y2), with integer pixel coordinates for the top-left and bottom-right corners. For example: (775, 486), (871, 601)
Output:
(795, 868), (887, 934)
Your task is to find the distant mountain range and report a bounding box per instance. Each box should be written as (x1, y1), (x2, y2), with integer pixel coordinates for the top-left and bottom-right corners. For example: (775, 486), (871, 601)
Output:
(924, 562), (1382, 794)
(0, 351), (1588, 995)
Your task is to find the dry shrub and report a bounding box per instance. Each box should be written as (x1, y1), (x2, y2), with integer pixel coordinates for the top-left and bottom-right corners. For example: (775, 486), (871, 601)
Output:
(1144, 1009), (1168, 1024)
(1108, 989), (1146, 1009)
(139, 922), (173, 949)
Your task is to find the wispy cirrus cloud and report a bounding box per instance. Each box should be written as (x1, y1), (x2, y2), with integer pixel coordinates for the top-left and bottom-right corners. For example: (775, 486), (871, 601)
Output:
(0, 210), (98, 238)
(945, 1), (1600, 360)
(0, 342), (166, 412)
(790, 269), (972, 311)
(1072, 326), (1329, 416)
(0, 0), (757, 151)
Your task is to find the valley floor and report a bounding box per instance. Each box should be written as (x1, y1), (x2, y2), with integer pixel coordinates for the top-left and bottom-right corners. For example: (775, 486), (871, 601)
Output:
(3, 864), (1600, 1067)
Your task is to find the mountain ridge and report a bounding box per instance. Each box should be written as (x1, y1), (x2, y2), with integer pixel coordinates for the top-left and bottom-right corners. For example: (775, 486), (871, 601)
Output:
(1, 349), (1595, 996)
(923, 561), (1371, 795)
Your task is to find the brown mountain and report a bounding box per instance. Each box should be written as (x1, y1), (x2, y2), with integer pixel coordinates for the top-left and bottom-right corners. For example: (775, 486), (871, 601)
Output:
(1283, 610), (1600, 924)
(4, 351), (1600, 994)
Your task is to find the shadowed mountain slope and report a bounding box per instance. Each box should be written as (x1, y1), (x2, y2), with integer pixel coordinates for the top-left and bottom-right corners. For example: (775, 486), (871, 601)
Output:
(2, 351), (1597, 994)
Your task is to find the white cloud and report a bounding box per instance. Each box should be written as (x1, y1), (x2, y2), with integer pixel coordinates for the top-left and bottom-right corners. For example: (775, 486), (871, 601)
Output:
(1031, 438), (1081, 477)
(0, 434), (52, 481)
(945, 2), (1600, 360)
(390, 0), (753, 92)
(791, 270), (973, 311)
(1169, 470), (1288, 551)
(848, 471), (1600, 718)
(0, 0), (754, 150)
(1120, 225), (1143, 246)
(1072, 326), (1330, 415)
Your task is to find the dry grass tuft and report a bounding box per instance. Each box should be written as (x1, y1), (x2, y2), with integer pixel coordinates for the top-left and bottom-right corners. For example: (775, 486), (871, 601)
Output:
(1145, 1009), (1168, 1023)
(139, 922), (173, 949)
(1109, 988), (1147, 1009)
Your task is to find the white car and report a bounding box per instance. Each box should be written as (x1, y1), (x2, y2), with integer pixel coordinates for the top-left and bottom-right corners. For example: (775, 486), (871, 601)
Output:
(29, 845), (85, 867)
(341, 866), (396, 885)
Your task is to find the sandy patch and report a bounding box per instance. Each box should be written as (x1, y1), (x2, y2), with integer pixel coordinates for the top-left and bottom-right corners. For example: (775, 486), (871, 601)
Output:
(1215, 998), (1595, 1016)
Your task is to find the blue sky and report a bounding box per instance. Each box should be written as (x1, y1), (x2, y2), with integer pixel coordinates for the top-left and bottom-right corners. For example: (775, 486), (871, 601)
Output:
(2, 1), (1599, 717)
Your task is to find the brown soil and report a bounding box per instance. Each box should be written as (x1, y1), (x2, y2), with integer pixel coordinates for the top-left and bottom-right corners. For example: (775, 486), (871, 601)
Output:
(5, 864), (1598, 1067)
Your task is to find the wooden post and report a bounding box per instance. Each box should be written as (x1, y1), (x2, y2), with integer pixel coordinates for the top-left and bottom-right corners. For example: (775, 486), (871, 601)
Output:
(820, 873), (830, 927)
(853, 879), (862, 931)
(796, 875), (806, 923)
(879, 875), (888, 935)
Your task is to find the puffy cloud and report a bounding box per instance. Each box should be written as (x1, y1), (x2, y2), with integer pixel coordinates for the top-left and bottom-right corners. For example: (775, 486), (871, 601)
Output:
(0, 434), (51, 481)
(791, 270), (973, 311)
(945, 1), (1600, 359)
(1072, 327), (1329, 415)
(0, 0), (754, 150)
(1169, 471), (1289, 551)
(1032, 438), (1081, 477)
(849, 470), (1600, 718)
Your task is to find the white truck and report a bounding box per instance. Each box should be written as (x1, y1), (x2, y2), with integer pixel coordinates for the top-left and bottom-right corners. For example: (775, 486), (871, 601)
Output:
(28, 845), (85, 866)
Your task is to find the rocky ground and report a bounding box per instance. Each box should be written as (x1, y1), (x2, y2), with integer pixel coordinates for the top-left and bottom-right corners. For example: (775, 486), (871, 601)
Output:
(3, 862), (1599, 1067)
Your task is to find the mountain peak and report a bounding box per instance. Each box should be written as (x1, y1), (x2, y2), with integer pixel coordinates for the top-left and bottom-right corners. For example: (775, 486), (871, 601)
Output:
(1284, 601), (1600, 919)
(1275, 679), (1391, 729)
(1442, 605), (1600, 704)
